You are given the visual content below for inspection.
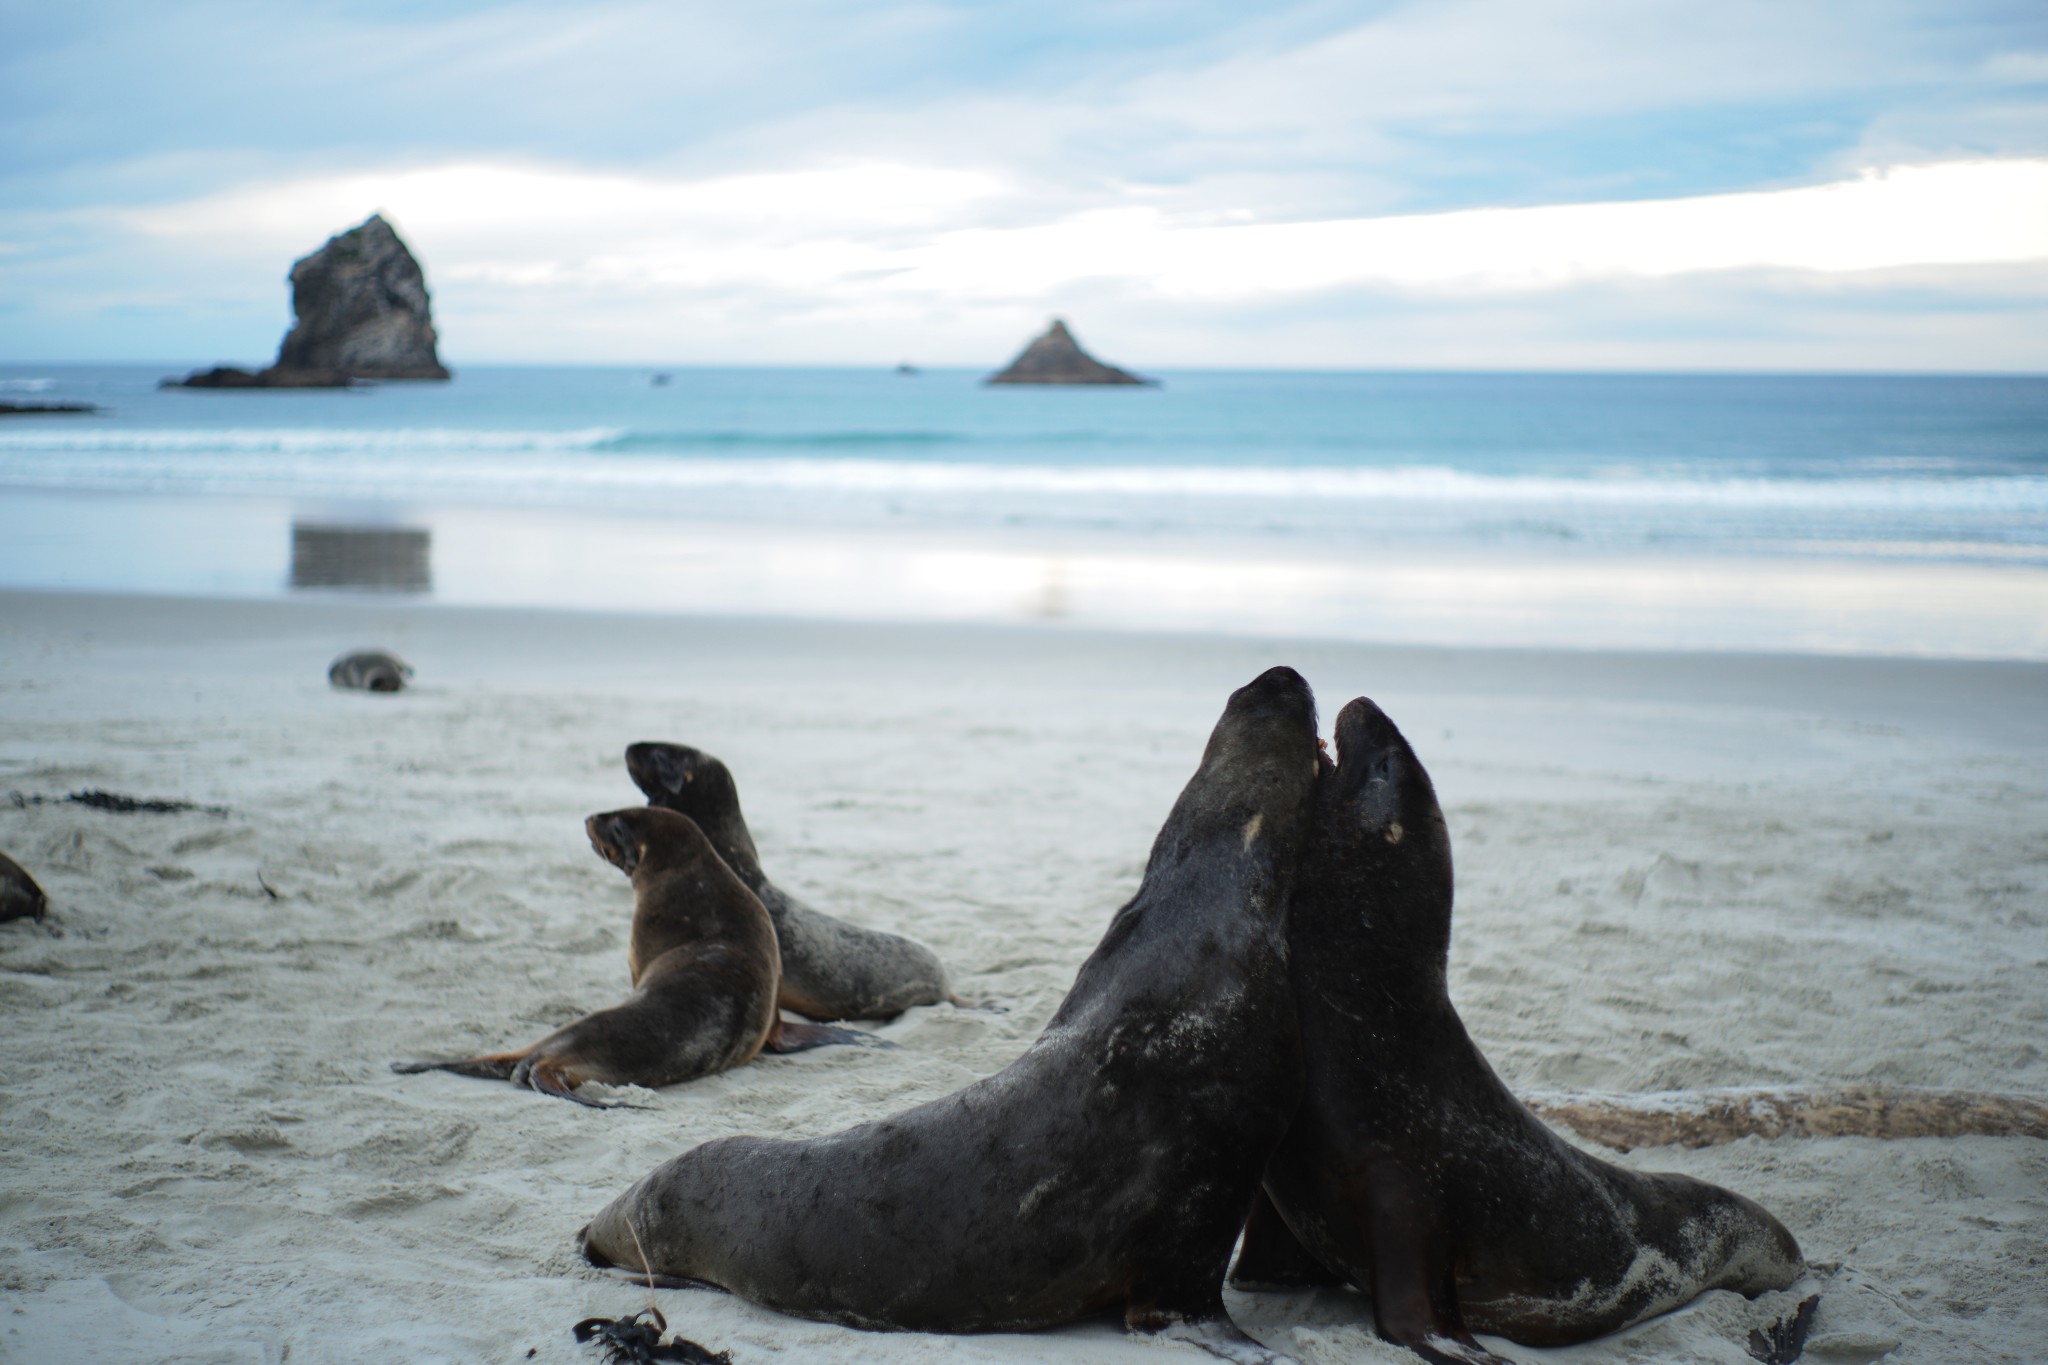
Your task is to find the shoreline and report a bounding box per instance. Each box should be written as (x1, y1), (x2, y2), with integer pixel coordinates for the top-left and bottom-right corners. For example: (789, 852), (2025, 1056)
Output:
(7, 488), (2048, 662)
(3, 588), (2044, 1362)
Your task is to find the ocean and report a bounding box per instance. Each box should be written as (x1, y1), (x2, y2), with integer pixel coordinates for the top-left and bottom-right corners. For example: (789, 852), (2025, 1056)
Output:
(3, 364), (2045, 657)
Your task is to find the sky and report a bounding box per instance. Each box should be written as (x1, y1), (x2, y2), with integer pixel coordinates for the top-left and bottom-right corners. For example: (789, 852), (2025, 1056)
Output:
(3, 0), (2046, 370)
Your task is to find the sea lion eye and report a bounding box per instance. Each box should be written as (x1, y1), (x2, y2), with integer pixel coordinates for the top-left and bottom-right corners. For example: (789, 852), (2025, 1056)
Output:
(606, 817), (641, 872)
(650, 751), (689, 793)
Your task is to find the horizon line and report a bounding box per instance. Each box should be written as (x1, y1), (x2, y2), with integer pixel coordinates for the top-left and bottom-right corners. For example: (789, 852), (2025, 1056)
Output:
(5, 359), (2046, 381)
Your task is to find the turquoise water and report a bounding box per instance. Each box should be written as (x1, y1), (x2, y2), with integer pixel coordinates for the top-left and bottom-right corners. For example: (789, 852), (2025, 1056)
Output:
(3, 364), (2045, 655)
(4, 365), (2045, 554)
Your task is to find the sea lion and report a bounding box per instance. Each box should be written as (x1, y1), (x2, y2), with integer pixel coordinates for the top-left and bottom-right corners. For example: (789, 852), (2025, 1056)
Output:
(581, 667), (1323, 1361)
(328, 650), (413, 692)
(1, 852), (47, 923)
(393, 807), (870, 1108)
(1230, 698), (1803, 1364)
(625, 741), (953, 1021)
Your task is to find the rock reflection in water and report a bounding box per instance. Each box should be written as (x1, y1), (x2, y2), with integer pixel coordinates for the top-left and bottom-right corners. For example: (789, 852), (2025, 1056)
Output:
(290, 523), (431, 593)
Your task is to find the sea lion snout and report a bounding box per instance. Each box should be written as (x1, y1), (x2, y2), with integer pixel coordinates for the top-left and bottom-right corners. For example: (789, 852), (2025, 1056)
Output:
(1329, 698), (1424, 812)
(586, 810), (644, 874)
(576, 1223), (614, 1269)
(1208, 666), (1319, 775)
(1234, 665), (1316, 726)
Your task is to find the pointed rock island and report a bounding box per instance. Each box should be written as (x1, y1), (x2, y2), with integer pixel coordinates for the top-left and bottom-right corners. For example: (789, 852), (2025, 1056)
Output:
(168, 214), (450, 389)
(984, 319), (1154, 386)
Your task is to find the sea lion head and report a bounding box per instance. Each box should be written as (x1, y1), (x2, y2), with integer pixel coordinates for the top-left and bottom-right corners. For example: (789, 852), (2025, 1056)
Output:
(1319, 696), (1455, 957)
(1204, 664), (1320, 777)
(585, 806), (709, 878)
(625, 742), (741, 818)
(1147, 666), (1320, 906)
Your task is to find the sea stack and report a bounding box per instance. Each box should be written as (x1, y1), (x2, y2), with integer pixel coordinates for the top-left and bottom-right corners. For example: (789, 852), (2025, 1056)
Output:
(984, 319), (1153, 386)
(168, 214), (450, 389)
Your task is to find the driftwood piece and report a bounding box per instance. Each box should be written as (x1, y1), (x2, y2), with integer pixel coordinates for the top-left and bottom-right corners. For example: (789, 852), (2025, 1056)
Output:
(1524, 1087), (2048, 1151)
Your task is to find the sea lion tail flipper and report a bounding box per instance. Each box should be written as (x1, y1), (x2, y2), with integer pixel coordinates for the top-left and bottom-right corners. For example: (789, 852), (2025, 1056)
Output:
(763, 1019), (896, 1053)
(513, 1055), (646, 1110)
(389, 1052), (524, 1080)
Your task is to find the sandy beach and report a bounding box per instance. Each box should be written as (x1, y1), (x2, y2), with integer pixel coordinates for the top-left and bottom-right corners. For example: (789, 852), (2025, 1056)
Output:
(2, 587), (2043, 1365)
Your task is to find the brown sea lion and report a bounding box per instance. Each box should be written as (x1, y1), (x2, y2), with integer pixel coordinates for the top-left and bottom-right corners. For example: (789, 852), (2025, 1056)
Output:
(1230, 697), (1803, 1364)
(581, 667), (1323, 1362)
(1, 851), (47, 923)
(625, 741), (954, 1021)
(393, 807), (871, 1108)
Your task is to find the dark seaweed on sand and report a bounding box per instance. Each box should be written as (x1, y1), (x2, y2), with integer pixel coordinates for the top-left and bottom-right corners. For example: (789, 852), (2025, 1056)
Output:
(6, 789), (231, 817)
(572, 1309), (731, 1364)
(1748, 1293), (1820, 1364)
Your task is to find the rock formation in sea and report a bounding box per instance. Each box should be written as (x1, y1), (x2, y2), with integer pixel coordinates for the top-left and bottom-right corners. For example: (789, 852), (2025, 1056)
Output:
(166, 214), (450, 389)
(0, 401), (98, 416)
(984, 319), (1153, 386)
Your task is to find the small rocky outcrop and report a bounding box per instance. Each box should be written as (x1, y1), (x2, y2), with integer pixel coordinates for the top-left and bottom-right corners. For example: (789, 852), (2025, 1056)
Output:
(166, 214), (449, 389)
(985, 319), (1153, 386)
(172, 366), (352, 389)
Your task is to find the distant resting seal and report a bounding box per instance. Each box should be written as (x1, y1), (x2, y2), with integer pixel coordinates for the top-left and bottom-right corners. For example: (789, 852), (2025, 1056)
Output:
(1230, 698), (1803, 1364)
(0, 852), (47, 923)
(394, 807), (870, 1107)
(626, 741), (954, 1021)
(328, 650), (412, 692)
(583, 668), (1323, 1361)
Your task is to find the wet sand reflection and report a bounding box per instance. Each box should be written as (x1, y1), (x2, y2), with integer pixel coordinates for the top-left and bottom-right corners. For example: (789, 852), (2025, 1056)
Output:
(289, 523), (431, 593)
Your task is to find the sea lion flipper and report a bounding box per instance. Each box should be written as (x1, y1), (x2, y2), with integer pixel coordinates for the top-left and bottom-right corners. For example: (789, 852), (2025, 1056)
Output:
(389, 1053), (522, 1079)
(0, 852), (48, 923)
(762, 1019), (893, 1053)
(1230, 1189), (1344, 1289)
(515, 1055), (647, 1110)
(1362, 1150), (1516, 1365)
(1391, 1334), (1518, 1365)
(1138, 1315), (1299, 1365)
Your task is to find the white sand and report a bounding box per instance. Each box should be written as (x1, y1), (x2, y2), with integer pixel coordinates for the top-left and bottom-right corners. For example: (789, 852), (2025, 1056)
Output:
(1, 588), (2043, 1365)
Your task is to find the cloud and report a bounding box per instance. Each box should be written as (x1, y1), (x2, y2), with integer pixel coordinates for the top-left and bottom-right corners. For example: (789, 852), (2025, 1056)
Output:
(114, 156), (2048, 300)
(5, 1), (2047, 365)
(12, 152), (2026, 369)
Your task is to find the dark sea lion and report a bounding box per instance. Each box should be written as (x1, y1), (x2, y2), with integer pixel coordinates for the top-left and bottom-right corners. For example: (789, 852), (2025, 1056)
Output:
(1231, 698), (1803, 1364)
(1, 852), (47, 923)
(625, 741), (954, 1021)
(394, 807), (869, 1108)
(328, 650), (412, 692)
(582, 668), (1323, 1361)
